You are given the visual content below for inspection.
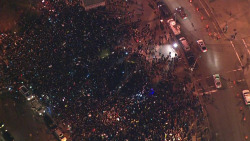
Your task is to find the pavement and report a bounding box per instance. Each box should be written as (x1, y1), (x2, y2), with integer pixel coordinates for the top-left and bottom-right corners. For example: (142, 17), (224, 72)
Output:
(162, 0), (250, 140)
(0, 92), (56, 141)
(201, 0), (250, 89)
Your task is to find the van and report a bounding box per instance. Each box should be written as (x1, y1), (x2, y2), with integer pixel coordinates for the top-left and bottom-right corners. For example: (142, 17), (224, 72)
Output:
(167, 18), (181, 36)
(179, 37), (190, 52)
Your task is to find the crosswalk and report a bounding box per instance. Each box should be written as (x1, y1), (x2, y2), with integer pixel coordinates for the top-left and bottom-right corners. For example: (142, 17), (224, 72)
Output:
(193, 67), (246, 95)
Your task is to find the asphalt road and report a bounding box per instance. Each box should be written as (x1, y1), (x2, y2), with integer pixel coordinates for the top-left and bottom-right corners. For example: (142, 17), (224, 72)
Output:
(163, 0), (250, 140)
(0, 92), (56, 141)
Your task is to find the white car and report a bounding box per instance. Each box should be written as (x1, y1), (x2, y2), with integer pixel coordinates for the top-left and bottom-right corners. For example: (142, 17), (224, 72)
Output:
(213, 74), (222, 88)
(19, 85), (35, 101)
(179, 37), (190, 52)
(197, 40), (207, 52)
(242, 90), (250, 105)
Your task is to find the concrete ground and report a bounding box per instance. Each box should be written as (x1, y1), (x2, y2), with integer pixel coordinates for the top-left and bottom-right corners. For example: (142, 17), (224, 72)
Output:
(202, 0), (250, 89)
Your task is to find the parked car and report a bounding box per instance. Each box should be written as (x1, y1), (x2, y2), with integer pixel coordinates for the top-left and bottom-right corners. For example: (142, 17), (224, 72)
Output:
(197, 40), (207, 52)
(1, 130), (14, 141)
(158, 2), (171, 20)
(44, 114), (57, 130)
(179, 37), (190, 52)
(242, 90), (250, 105)
(54, 129), (67, 141)
(167, 18), (181, 36)
(31, 98), (46, 116)
(213, 74), (222, 88)
(0, 122), (4, 129)
(175, 6), (187, 19)
(19, 85), (35, 101)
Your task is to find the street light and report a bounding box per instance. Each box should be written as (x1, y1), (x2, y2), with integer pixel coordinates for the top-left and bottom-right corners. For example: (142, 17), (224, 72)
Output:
(174, 13), (177, 22)
(173, 43), (178, 48)
(190, 55), (201, 71)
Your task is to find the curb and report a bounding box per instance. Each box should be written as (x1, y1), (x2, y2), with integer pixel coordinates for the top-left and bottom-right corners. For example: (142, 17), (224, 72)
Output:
(198, 0), (229, 39)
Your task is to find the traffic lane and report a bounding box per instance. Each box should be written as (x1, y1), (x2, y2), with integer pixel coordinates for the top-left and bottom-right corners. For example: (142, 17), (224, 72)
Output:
(194, 41), (242, 79)
(231, 39), (249, 65)
(194, 68), (244, 91)
(0, 95), (55, 141)
(204, 86), (248, 141)
(165, 0), (220, 35)
(203, 0), (250, 37)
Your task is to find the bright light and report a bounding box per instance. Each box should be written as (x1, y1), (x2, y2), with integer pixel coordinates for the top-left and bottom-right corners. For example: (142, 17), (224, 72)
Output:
(160, 19), (163, 22)
(173, 43), (178, 48)
(159, 44), (177, 58)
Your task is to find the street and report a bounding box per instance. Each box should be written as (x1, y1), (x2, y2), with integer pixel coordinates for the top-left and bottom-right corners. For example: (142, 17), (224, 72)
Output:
(163, 0), (250, 140)
(0, 0), (249, 140)
(0, 92), (55, 141)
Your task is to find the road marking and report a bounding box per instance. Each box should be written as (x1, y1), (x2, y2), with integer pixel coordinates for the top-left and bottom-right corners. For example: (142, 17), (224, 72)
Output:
(196, 89), (217, 95)
(242, 39), (250, 55)
(197, 0), (220, 35)
(198, 0), (210, 17)
(230, 41), (243, 66)
(225, 68), (242, 73)
(195, 67), (242, 82)
(236, 79), (245, 82)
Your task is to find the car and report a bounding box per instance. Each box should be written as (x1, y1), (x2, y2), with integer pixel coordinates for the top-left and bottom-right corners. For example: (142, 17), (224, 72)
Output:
(0, 122), (4, 129)
(179, 37), (190, 52)
(187, 55), (195, 67)
(242, 90), (250, 105)
(167, 18), (181, 36)
(157, 1), (165, 8)
(158, 2), (171, 19)
(44, 114), (57, 130)
(31, 98), (46, 116)
(213, 74), (222, 88)
(197, 40), (207, 52)
(54, 129), (67, 141)
(19, 85), (35, 101)
(175, 6), (187, 19)
(1, 130), (15, 141)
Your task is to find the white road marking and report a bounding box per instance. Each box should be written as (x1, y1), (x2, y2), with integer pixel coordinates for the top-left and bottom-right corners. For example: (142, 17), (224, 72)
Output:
(198, 0), (210, 17)
(236, 79), (245, 82)
(230, 41), (243, 66)
(197, 89), (217, 95)
(195, 67), (242, 82)
(225, 68), (242, 73)
(242, 39), (250, 55)
(197, 0), (220, 37)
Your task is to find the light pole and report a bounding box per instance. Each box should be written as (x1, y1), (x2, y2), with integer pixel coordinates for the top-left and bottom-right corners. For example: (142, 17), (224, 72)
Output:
(190, 55), (201, 71)
(174, 13), (177, 22)
(173, 43), (178, 48)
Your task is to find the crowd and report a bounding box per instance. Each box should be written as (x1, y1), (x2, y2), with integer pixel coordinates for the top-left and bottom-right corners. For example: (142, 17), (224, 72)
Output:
(0, 0), (206, 140)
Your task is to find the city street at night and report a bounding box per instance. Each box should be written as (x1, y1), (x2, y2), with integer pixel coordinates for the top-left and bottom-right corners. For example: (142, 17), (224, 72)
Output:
(0, 0), (249, 141)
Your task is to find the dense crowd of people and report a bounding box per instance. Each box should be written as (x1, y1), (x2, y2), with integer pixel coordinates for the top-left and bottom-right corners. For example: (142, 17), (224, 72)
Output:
(0, 0), (206, 140)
